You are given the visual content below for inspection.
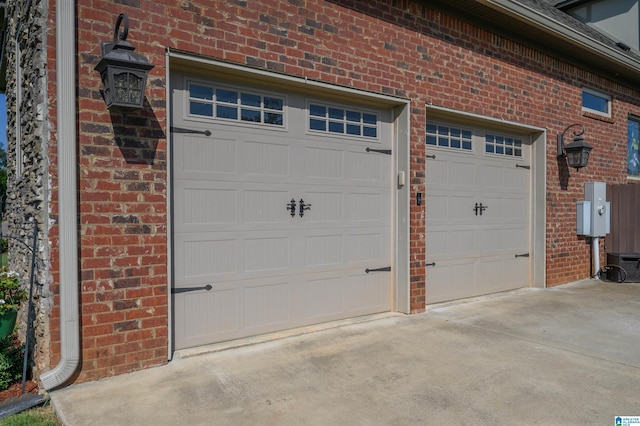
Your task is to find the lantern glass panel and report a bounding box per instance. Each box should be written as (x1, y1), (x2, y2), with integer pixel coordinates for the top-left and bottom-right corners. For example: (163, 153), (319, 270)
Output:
(112, 71), (143, 105)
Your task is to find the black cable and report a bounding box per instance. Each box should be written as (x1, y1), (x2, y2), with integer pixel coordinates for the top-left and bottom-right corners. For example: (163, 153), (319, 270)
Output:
(600, 264), (627, 283)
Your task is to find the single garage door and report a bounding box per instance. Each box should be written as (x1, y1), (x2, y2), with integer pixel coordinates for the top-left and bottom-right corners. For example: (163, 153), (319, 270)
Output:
(425, 120), (531, 304)
(171, 74), (393, 349)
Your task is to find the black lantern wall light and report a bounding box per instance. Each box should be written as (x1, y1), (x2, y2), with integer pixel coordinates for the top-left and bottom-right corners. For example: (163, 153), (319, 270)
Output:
(557, 123), (593, 170)
(94, 14), (154, 110)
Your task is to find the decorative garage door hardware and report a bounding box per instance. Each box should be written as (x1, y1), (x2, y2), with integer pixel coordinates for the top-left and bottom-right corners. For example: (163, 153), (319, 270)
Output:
(286, 199), (296, 217)
(299, 199), (311, 217)
(365, 147), (391, 155)
(172, 284), (213, 294)
(516, 164), (530, 169)
(473, 202), (488, 216)
(426, 154), (436, 159)
(426, 262), (436, 267)
(285, 199), (312, 217)
(515, 253), (530, 258)
(170, 126), (212, 136)
(365, 266), (391, 273)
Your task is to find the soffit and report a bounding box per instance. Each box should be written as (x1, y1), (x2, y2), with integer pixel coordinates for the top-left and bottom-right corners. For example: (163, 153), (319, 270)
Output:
(426, 0), (640, 86)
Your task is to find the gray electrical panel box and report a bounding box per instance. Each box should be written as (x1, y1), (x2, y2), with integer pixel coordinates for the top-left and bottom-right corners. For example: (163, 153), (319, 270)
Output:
(583, 182), (610, 237)
(576, 201), (590, 235)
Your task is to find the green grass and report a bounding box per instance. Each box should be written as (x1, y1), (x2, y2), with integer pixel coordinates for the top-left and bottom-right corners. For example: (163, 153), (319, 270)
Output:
(0, 252), (6, 268)
(0, 404), (61, 426)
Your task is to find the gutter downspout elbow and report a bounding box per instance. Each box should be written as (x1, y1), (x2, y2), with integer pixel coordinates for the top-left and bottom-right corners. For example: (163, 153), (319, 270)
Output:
(41, 0), (79, 391)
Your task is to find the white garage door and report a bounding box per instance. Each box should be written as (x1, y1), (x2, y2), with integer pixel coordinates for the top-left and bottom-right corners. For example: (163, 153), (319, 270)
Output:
(426, 121), (531, 304)
(171, 75), (393, 349)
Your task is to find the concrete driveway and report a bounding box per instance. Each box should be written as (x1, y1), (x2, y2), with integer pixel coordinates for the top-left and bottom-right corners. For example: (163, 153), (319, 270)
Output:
(51, 279), (640, 425)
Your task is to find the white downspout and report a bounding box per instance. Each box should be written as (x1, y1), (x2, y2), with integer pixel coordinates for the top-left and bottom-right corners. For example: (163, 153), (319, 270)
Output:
(41, 0), (79, 390)
(592, 237), (600, 278)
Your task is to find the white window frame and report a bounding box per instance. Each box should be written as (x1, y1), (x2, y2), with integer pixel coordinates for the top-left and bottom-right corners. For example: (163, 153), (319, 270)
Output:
(582, 87), (611, 117)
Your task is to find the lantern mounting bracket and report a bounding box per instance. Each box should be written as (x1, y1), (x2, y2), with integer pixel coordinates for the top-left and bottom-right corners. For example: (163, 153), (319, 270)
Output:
(557, 123), (593, 171)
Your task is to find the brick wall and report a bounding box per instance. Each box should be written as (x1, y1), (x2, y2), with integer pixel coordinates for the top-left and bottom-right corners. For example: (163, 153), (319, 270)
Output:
(40, 0), (640, 383)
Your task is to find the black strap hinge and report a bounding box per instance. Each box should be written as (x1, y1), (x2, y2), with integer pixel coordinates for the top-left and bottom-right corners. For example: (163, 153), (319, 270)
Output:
(515, 253), (530, 258)
(516, 164), (530, 170)
(171, 126), (212, 136)
(172, 284), (213, 294)
(366, 148), (392, 155)
(365, 266), (391, 273)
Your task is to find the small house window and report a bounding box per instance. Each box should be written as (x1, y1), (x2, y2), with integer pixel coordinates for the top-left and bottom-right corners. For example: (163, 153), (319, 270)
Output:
(582, 88), (611, 117)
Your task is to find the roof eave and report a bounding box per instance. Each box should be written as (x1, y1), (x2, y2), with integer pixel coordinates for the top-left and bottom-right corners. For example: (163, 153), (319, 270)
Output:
(478, 0), (640, 81)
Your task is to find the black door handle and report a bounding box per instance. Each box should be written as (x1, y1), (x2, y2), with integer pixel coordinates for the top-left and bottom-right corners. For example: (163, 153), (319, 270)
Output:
(286, 199), (296, 217)
(299, 199), (311, 217)
(473, 202), (488, 216)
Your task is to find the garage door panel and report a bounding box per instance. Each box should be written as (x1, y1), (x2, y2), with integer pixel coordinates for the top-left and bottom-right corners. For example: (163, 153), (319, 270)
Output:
(426, 261), (476, 304)
(305, 234), (344, 267)
(174, 287), (239, 349)
(244, 282), (291, 329)
(304, 272), (389, 320)
(479, 164), (505, 189)
(243, 190), (293, 223)
(346, 232), (387, 264)
(503, 227), (529, 251)
(241, 139), (290, 177)
(305, 147), (344, 179)
(345, 151), (388, 182)
(175, 134), (237, 177)
(243, 236), (290, 272)
(427, 193), (476, 224)
(448, 160), (477, 187)
(172, 78), (393, 348)
(343, 273), (389, 313)
(179, 237), (238, 280)
(427, 160), (449, 185)
(302, 191), (343, 222)
(178, 186), (238, 226)
(347, 191), (390, 223)
(504, 166), (528, 191)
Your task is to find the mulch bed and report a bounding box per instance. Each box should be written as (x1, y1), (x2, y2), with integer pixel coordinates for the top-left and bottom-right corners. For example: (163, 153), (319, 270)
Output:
(0, 380), (39, 405)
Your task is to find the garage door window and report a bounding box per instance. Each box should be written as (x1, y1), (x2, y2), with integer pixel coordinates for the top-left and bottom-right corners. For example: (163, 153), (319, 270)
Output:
(188, 83), (284, 126)
(426, 123), (472, 151)
(309, 103), (378, 138)
(485, 134), (523, 158)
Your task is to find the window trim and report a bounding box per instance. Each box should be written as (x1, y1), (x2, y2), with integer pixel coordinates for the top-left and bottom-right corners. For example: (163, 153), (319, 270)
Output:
(582, 87), (611, 118)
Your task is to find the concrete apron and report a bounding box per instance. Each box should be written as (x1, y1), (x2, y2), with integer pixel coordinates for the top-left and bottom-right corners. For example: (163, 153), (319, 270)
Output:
(51, 279), (640, 425)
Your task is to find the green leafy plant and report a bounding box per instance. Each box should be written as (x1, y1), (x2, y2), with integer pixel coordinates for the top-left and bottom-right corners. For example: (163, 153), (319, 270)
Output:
(0, 267), (26, 315)
(0, 336), (23, 390)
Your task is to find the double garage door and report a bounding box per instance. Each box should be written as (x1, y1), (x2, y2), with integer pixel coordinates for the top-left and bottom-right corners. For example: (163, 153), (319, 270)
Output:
(171, 74), (394, 349)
